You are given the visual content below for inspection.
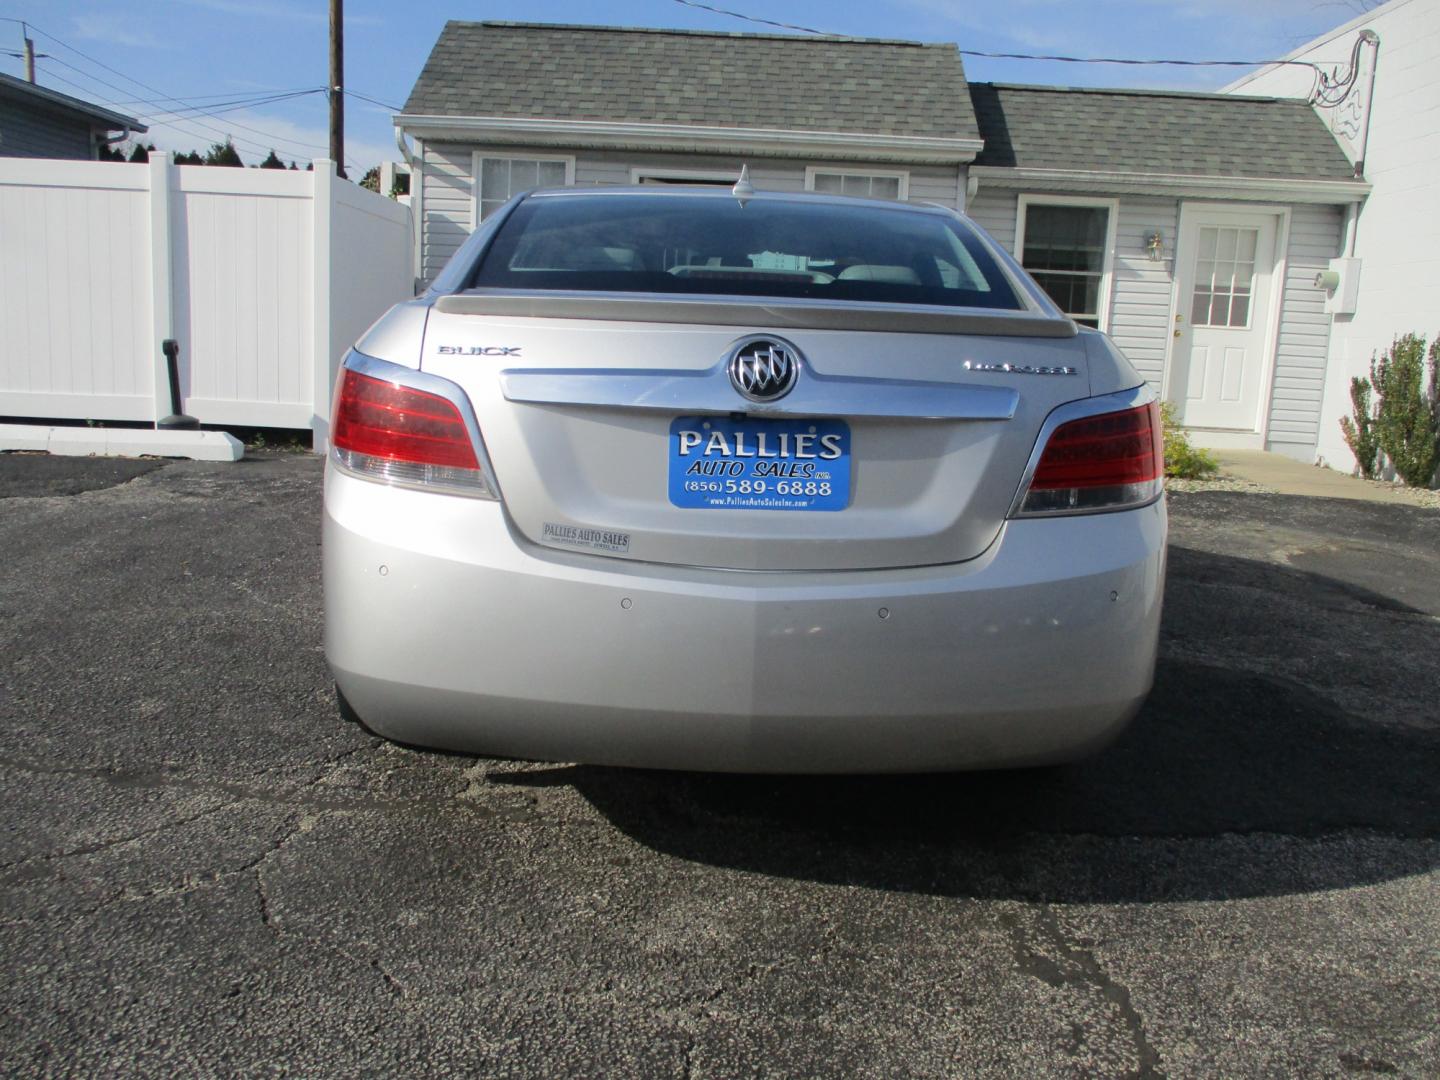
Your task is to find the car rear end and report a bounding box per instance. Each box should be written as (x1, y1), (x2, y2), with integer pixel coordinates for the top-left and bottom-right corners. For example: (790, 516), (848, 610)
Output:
(323, 188), (1166, 773)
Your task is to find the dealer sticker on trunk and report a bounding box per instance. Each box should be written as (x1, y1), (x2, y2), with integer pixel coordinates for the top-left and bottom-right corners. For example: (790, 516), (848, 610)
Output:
(668, 416), (851, 511)
(541, 523), (631, 554)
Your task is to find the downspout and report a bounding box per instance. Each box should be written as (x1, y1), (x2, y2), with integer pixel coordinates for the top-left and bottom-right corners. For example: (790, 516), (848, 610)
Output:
(396, 125), (423, 294)
(1351, 30), (1380, 181)
(94, 126), (133, 159)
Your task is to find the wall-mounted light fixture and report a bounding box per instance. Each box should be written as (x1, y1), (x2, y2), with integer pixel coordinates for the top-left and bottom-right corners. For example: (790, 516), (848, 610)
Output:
(1144, 229), (1166, 262)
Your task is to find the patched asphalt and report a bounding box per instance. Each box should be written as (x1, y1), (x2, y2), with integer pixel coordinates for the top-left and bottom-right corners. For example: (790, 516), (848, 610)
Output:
(1, 454), (1437, 1077)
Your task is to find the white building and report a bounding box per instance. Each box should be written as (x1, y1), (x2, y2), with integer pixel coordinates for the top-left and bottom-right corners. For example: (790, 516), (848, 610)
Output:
(398, 21), (1374, 463)
(1224, 0), (1440, 475)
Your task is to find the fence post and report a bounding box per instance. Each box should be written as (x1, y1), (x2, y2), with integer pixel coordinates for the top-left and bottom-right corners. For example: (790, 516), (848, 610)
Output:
(147, 151), (175, 425)
(311, 159), (335, 452)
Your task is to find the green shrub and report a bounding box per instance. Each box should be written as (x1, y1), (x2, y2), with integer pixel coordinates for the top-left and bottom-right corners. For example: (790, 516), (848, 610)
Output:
(1371, 334), (1440, 488)
(1339, 375), (1382, 479)
(1159, 402), (1219, 479)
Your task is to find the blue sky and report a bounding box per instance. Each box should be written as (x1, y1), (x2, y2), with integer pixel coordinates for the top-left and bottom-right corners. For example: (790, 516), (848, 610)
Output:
(0, 0), (1372, 173)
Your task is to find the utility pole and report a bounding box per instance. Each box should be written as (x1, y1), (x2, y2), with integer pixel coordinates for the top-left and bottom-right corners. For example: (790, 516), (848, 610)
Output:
(329, 0), (345, 178)
(23, 24), (36, 83)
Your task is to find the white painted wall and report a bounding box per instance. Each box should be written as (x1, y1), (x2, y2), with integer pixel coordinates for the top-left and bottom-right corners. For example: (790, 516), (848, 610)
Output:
(415, 141), (965, 284)
(0, 155), (412, 446)
(1224, 0), (1440, 473)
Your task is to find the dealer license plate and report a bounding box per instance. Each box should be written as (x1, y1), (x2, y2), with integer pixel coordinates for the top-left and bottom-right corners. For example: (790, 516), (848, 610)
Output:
(668, 416), (851, 511)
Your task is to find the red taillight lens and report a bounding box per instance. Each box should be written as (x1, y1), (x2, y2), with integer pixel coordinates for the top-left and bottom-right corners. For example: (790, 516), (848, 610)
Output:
(1016, 400), (1163, 516)
(334, 369), (478, 469)
(332, 368), (494, 497)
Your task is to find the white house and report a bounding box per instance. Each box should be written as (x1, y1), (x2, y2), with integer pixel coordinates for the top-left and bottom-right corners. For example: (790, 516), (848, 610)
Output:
(1223, 0), (1440, 475)
(963, 83), (1367, 459)
(397, 21), (1372, 463)
(397, 22), (984, 286)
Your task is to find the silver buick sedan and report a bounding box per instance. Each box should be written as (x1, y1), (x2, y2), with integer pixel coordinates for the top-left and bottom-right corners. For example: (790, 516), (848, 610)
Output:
(323, 185), (1166, 773)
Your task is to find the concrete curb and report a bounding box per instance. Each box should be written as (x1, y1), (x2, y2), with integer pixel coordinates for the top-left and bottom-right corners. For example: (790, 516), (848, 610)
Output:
(0, 424), (244, 462)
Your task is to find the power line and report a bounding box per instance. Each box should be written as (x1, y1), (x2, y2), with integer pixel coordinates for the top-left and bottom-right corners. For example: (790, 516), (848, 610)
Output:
(667, 0), (822, 34)
(5, 16), (371, 167)
(35, 61), (351, 166)
(17, 22), (340, 161)
(664, 0), (1324, 73)
(35, 52), (336, 161)
(105, 86), (322, 107)
(343, 88), (402, 112)
(32, 53), (302, 155)
(958, 48), (1318, 71)
(145, 90), (327, 122)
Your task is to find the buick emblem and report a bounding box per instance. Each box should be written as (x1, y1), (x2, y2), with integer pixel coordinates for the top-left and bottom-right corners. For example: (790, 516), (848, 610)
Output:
(728, 338), (799, 402)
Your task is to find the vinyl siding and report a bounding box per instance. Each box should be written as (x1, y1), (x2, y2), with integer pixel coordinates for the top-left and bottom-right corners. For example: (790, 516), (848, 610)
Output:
(963, 187), (1017, 250)
(963, 186), (1342, 454)
(965, 189), (1178, 385)
(905, 164), (963, 207)
(0, 99), (95, 160)
(1109, 197), (1179, 387)
(1265, 202), (1344, 457)
(418, 142), (474, 284)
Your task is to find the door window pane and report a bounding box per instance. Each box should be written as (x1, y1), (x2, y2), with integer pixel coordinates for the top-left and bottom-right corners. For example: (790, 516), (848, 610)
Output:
(1189, 226), (1260, 328)
(1020, 203), (1109, 326)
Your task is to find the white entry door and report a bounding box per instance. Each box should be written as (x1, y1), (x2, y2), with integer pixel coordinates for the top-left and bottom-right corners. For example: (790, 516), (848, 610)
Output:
(1171, 207), (1280, 431)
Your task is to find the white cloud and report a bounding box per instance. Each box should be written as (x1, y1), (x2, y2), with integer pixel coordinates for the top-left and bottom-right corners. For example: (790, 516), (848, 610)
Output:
(70, 13), (166, 49)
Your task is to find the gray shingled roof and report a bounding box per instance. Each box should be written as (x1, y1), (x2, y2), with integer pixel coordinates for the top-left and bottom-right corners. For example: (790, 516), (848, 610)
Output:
(403, 21), (980, 141)
(0, 72), (145, 132)
(969, 83), (1356, 181)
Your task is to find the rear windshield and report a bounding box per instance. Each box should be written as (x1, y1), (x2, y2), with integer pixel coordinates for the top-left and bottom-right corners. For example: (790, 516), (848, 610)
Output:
(469, 193), (1023, 310)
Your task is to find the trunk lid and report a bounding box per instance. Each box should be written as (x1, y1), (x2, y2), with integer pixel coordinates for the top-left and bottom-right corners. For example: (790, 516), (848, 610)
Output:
(421, 298), (1089, 571)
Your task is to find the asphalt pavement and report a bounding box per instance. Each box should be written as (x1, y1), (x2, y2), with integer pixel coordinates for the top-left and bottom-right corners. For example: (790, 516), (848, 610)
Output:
(1, 452), (1437, 1078)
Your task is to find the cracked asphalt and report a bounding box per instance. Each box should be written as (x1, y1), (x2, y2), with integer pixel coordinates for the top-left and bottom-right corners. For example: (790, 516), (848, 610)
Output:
(1, 451), (1437, 1078)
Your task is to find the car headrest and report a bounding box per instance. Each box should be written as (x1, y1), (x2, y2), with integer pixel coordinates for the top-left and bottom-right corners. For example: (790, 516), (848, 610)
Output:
(836, 264), (922, 284)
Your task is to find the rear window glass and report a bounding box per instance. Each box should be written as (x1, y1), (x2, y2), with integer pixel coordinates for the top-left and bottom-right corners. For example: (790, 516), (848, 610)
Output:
(469, 193), (1022, 310)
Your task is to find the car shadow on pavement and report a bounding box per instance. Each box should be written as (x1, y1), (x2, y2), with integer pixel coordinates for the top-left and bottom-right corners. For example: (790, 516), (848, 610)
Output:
(493, 545), (1440, 904)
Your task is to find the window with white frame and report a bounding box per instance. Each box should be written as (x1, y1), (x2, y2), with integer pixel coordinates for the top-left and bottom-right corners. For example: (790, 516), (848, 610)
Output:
(630, 168), (737, 186)
(475, 155), (573, 222)
(1016, 197), (1116, 329)
(806, 168), (908, 201)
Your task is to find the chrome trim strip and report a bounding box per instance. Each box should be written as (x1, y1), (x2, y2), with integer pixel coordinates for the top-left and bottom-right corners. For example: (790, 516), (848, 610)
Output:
(1005, 383), (1161, 519)
(335, 350), (503, 500)
(499, 355), (1019, 422)
(433, 291), (1078, 339)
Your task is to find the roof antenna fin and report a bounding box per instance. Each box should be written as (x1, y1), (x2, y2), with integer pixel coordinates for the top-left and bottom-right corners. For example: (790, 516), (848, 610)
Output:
(732, 163), (755, 208)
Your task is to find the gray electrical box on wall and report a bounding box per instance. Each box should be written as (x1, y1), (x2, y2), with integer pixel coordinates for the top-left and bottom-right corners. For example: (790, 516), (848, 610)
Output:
(1322, 257), (1362, 316)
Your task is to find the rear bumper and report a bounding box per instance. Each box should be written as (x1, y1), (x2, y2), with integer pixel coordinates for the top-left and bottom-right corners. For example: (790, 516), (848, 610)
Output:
(324, 465), (1166, 773)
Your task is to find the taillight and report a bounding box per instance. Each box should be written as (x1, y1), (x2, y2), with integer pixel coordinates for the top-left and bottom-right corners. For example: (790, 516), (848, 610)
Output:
(332, 367), (495, 498)
(1013, 400), (1163, 516)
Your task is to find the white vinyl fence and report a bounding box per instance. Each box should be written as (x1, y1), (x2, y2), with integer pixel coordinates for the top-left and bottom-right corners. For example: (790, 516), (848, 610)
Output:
(0, 154), (413, 448)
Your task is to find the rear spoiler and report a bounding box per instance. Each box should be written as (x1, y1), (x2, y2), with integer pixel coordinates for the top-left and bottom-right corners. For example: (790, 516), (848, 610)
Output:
(432, 291), (1078, 339)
